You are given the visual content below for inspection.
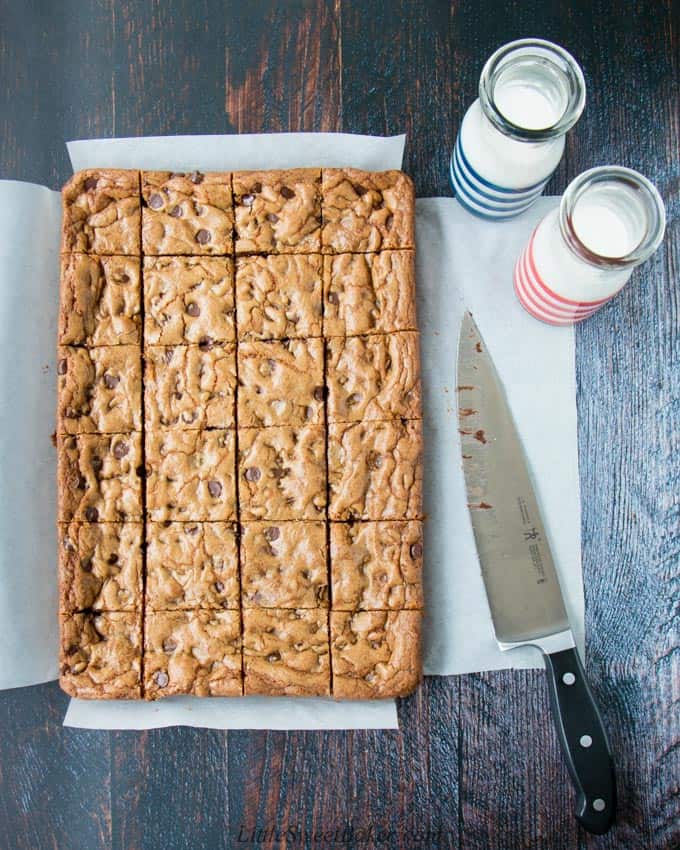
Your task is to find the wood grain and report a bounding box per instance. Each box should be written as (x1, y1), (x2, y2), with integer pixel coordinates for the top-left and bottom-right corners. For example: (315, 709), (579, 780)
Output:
(0, 0), (678, 848)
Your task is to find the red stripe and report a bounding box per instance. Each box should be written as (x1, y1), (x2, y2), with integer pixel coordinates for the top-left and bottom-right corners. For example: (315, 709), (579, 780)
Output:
(526, 230), (611, 308)
(519, 249), (595, 318)
(514, 255), (599, 325)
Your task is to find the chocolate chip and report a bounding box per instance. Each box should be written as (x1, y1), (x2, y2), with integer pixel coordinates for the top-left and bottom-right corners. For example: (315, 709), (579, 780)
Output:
(346, 393), (361, 406)
(271, 468), (287, 480)
(81, 557), (93, 572)
(103, 373), (120, 389)
(266, 651), (281, 663)
(266, 213), (279, 223)
(83, 177), (98, 191)
(313, 386), (326, 402)
(169, 205), (183, 217)
(214, 581), (225, 593)
(58, 358), (67, 375)
(354, 183), (368, 196)
(117, 273), (130, 283)
(385, 214), (394, 229)
(162, 639), (177, 653)
(410, 542), (423, 558)
(85, 507), (99, 522)
(199, 336), (213, 350)
(252, 182), (262, 193)
(186, 302), (200, 317)
(195, 229), (211, 244)
(190, 171), (204, 184)
(244, 466), (261, 482)
(187, 525), (199, 535)
(263, 526), (280, 542)
(374, 199), (385, 210)
(148, 193), (163, 210)
(91, 456), (103, 472)
(369, 640), (381, 650)
(107, 553), (119, 565)
(66, 643), (80, 656)
(327, 291), (339, 306)
(154, 670), (169, 687)
(241, 194), (255, 206)
(113, 440), (129, 459)
(280, 186), (295, 199)
(207, 480), (222, 498)
(76, 475), (87, 490)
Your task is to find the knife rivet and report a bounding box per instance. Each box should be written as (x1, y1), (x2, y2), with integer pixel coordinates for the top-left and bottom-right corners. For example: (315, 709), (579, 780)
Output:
(593, 798), (606, 812)
(562, 672), (576, 686)
(579, 734), (593, 748)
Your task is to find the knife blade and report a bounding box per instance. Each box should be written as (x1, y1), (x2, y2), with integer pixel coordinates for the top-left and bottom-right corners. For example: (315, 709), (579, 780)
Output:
(457, 311), (616, 835)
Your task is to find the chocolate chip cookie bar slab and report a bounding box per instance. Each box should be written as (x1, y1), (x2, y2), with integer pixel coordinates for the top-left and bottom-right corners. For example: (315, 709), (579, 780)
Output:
(59, 254), (141, 346)
(60, 611), (142, 699)
(144, 343), (236, 430)
(62, 169), (141, 256)
(141, 171), (233, 255)
(144, 256), (235, 345)
(236, 254), (322, 340)
(237, 338), (324, 428)
(233, 169), (322, 254)
(240, 521), (328, 609)
(322, 251), (417, 338)
(145, 429), (237, 522)
(330, 610), (422, 698)
(238, 425), (327, 521)
(328, 420), (423, 521)
(58, 521), (143, 613)
(330, 521), (424, 611)
(57, 433), (143, 523)
(144, 610), (242, 698)
(326, 332), (422, 424)
(57, 345), (142, 435)
(321, 169), (415, 254)
(243, 608), (330, 696)
(146, 521), (239, 611)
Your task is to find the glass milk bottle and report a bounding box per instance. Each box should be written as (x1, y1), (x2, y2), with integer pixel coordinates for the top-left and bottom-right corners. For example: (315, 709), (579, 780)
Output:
(451, 39), (586, 219)
(514, 167), (666, 324)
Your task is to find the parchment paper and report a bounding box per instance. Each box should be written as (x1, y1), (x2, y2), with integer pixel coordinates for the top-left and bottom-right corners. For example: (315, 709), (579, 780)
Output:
(0, 133), (584, 729)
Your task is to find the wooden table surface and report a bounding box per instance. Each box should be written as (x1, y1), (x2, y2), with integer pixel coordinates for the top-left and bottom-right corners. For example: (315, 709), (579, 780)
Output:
(0, 2), (677, 848)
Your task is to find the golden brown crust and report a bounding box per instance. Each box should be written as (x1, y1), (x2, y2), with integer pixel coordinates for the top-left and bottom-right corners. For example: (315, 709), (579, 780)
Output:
(144, 611), (242, 698)
(321, 169), (415, 253)
(144, 256), (234, 345)
(58, 522), (142, 613)
(241, 521), (328, 609)
(146, 521), (239, 610)
(243, 608), (330, 696)
(233, 169), (321, 253)
(57, 345), (142, 435)
(59, 254), (141, 346)
(326, 332), (422, 423)
(62, 169), (141, 255)
(330, 521), (424, 611)
(144, 343), (236, 430)
(236, 254), (322, 340)
(330, 610), (422, 698)
(237, 338), (324, 428)
(60, 612), (142, 699)
(141, 171), (233, 255)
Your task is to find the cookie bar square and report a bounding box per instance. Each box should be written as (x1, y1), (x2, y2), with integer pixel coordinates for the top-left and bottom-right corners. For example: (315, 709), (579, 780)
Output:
(58, 433), (143, 523)
(146, 521), (239, 610)
(57, 345), (142, 435)
(326, 332), (422, 423)
(323, 251), (417, 337)
(240, 521), (328, 609)
(141, 171), (233, 255)
(321, 169), (415, 253)
(237, 338), (324, 428)
(233, 169), (321, 254)
(330, 521), (424, 611)
(144, 343), (236, 430)
(59, 254), (141, 346)
(58, 522), (142, 612)
(238, 425), (326, 521)
(145, 429), (237, 521)
(242, 608), (330, 696)
(62, 169), (141, 255)
(60, 611), (142, 699)
(235, 254), (322, 340)
(330, 610), (422, 698)
(144, 610), (242, 698)
(143, 256), (234, 345)
(328, 420), (423, 521)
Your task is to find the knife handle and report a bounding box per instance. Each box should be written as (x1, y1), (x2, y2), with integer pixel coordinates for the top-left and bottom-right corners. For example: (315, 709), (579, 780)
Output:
(543, 647), (616, 835)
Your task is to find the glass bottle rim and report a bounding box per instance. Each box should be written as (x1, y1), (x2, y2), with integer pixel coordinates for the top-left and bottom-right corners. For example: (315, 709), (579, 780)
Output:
(479, 38), (586, 142)
(559, 166), (666, 270)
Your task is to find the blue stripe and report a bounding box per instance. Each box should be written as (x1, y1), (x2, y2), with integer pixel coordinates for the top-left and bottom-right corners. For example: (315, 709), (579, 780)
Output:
(452, 146), (542, 208)
(450, 156), (538, 217)
(451, 189), (525, 221)
(455, 136), (549, 195)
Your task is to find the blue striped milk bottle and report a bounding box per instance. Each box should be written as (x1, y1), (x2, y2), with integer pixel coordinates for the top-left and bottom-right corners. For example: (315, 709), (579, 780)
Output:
(451, 39), (586, 220)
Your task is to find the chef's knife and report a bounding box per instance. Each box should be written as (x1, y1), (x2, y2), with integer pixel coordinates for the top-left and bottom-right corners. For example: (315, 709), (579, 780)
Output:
(457, 311), (616, 835)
